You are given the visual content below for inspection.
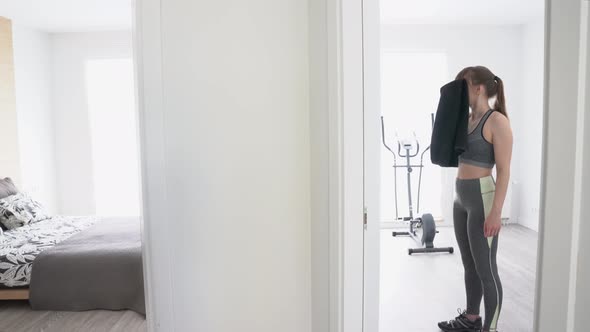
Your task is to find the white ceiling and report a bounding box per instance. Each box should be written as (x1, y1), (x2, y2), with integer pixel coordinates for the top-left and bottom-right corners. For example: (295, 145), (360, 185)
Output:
(0, 0), (132, 33)
(381, 0), (545, 25)
(0, 0), (544, 32)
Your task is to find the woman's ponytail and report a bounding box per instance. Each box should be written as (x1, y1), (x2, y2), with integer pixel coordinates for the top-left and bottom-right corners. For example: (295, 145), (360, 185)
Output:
(493, 76), (508, 117)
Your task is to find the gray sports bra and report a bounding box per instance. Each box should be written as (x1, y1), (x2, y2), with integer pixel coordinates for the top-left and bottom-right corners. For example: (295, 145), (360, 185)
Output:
(458, 109), (495, 169)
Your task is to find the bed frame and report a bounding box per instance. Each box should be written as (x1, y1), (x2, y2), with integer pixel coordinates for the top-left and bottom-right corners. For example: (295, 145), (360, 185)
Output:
(0, 288), (30, 300)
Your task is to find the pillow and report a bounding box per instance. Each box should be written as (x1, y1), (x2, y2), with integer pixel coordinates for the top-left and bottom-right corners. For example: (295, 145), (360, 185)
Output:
(0, 177), (19, 199)
(0, 208), (22, 231)
(0, 193), (49, 230)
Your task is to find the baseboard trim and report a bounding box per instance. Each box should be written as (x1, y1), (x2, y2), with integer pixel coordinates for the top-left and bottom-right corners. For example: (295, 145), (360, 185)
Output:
(381, 217), (515, 229)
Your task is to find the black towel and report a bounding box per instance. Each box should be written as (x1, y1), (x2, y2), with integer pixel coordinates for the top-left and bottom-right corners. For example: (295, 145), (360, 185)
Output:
(430, 79), (469, 167)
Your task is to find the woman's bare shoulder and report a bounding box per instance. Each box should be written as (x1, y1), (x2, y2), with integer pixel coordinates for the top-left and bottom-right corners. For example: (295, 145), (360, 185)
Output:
(489, 111), (512, 137)
(490, 111), (510, 127)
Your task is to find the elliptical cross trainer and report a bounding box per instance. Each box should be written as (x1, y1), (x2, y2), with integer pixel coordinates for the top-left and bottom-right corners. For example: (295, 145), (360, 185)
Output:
(380, 114), (454, 255)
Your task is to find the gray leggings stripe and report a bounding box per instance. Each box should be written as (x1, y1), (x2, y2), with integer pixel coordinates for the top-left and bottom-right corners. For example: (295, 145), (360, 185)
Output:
(454, 175), (503, 331)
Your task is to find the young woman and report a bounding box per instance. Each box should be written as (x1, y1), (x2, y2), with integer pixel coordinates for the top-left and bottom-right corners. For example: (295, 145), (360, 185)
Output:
(438, 66), (513, 332)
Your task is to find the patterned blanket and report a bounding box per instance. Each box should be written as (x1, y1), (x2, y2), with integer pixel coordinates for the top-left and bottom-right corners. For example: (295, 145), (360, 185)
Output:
(0, 216), (96, 287)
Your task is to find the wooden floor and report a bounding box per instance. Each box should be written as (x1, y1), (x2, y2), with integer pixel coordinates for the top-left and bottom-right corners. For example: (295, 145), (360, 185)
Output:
(0, 224), (536, 332)
(0, 301), (146, 332)
(380, 224), (538, 332)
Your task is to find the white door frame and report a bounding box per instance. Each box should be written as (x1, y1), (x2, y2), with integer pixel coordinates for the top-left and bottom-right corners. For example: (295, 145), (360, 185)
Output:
(361, 0), (381, 331)
(330, 0), (590, 331)
(134, 0), (171, 330)
(326, 0), (364, 330)
(325, 0), (380, 331)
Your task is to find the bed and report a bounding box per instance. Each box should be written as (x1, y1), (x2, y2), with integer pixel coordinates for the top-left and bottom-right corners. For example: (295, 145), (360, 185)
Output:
(0, 216), (96, 297)
(0, 215), (145, 315)
(0, 178), (145, 314)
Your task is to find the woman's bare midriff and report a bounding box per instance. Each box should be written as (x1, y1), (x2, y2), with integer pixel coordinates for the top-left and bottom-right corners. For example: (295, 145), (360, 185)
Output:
(457, 162), (493, 179)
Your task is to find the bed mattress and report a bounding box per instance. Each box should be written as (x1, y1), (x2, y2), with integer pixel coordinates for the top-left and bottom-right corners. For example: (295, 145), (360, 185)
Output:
(0, 216), (96, 287)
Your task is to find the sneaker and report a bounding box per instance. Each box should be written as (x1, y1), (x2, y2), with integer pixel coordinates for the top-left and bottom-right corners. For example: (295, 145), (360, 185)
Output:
(438, 308), (482, 332)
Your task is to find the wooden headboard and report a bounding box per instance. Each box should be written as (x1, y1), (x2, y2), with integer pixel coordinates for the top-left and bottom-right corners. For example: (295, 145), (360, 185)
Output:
(0, 17), (22, 185)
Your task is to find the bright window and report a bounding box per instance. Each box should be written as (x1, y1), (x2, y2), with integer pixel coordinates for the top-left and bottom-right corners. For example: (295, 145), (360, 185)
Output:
(85, 59), (140, 217)
(380, 52), (449, 222)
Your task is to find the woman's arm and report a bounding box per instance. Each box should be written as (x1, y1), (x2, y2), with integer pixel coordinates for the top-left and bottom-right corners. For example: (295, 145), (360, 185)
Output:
(485, 113), (513, 237)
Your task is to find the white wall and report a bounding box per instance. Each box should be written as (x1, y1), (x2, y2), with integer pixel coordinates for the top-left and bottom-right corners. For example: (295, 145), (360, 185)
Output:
(12, 24), (58, 213)
(137, 1), (311, 331)
(517, 20), (545, 232)
(381, 24), (522, 224)
(51, 31), (132, 215)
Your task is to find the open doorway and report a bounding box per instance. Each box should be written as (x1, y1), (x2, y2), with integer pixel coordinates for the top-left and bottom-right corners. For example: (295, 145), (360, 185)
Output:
(0, 1), (146, 330)
(374, 1), (545, 331)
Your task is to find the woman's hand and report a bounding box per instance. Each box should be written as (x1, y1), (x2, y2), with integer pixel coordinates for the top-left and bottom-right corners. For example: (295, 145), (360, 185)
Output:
(484, 211), (502, 237)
